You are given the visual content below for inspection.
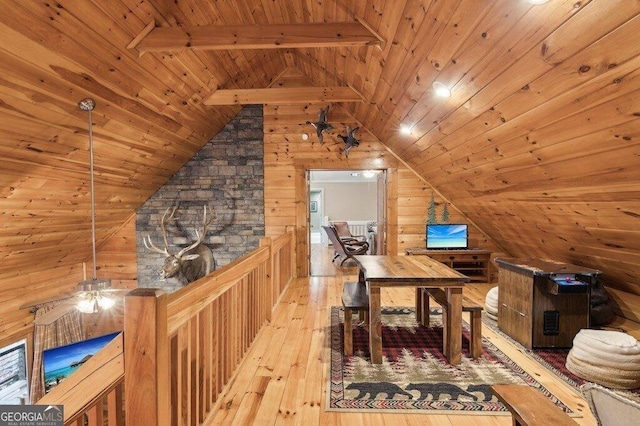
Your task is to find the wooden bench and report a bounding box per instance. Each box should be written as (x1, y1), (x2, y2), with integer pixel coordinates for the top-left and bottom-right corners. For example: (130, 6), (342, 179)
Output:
(342, 281), (369, 356)
(416, 287), (483, 359)
(491, 384), (579, 425)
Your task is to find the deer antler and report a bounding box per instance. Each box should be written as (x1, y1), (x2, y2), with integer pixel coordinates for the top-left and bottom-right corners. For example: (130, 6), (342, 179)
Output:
(177, 205), (216, 257)
(144, 206), (178, 255)
(143, 235), (169, 255)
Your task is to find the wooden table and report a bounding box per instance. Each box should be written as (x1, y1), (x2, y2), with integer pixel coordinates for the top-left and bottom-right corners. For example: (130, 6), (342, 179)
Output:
(353, 255), (469, 365)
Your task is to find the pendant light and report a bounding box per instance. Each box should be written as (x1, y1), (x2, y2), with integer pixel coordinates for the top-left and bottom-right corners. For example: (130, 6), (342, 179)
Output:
(76, 98), (114, 313)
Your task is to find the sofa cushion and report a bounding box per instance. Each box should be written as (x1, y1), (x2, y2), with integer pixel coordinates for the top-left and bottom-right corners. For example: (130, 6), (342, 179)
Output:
(581, 382), (640, 426)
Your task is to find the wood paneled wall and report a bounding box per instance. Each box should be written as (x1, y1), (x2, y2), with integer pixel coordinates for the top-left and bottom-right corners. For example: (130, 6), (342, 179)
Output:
(263, 101), (505, 274)
(0, 215), (136, 347)
(0, 265), (84, 348)
(94, 214), (138, 290)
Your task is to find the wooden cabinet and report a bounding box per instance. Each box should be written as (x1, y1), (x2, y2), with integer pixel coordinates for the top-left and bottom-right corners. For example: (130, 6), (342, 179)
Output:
(495, 258), (601, 349)
(406, 248), (492, 282)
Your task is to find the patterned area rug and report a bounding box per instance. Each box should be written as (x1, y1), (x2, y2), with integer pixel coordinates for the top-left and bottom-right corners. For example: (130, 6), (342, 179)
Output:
(328, 306), (575, 415)
(481, 313), (640, 402)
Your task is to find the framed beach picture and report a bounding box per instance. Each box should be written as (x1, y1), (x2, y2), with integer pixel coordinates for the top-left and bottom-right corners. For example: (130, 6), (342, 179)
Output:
(310, 201), (318, 212)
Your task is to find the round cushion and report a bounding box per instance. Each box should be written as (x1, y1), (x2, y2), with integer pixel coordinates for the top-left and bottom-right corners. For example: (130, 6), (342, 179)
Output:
(485, 286), (499, 320)
(566, 329), (640, 389)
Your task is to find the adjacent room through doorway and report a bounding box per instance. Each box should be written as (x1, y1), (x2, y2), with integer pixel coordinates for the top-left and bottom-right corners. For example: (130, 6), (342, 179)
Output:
(308, 170), (386, 276)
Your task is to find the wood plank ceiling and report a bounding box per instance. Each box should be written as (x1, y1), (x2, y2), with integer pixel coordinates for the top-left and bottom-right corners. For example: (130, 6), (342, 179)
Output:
(1, 0), (640, 294)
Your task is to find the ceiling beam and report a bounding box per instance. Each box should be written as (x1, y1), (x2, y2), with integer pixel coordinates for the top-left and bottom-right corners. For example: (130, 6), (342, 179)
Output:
(203, 86), (363, 105)
(131, 22), (381, 53)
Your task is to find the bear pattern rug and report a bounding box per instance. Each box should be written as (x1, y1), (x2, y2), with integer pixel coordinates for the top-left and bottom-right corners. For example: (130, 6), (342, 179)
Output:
(328, 306), (573, 414)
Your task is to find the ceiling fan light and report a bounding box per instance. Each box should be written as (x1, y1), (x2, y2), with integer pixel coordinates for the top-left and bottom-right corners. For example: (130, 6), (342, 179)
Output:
(97, 295), (115, 310)
(77, 298), (98, 314)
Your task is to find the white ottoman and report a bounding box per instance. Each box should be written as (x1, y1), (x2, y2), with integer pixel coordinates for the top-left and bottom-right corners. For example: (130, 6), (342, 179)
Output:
(566, 329), (640, 389)
(485, 286), (499, 321)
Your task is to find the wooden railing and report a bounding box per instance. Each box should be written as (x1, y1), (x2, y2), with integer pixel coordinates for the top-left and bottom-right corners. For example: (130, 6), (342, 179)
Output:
(39, 231), (295, 425)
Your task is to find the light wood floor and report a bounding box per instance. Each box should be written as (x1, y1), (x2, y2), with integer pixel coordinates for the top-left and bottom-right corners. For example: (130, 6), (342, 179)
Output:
(208, 245), (606, 425)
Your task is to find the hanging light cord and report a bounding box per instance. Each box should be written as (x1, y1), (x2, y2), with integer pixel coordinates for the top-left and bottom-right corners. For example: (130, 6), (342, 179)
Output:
(75, 98), (114, 313)
(88, 109), (98, 281)
(78, 98), (99, 282)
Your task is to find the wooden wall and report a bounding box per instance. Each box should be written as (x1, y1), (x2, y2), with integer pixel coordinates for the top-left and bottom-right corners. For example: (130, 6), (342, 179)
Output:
(0, 215), (136, 351)
(263, 101), (505, 274)
(0, 264), (84, 350)
(94, 214), (138, 290)
(82, 214), (138, 338)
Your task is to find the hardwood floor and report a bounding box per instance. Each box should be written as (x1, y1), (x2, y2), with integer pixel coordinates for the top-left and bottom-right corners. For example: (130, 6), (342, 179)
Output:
(208, 246), (604, 425)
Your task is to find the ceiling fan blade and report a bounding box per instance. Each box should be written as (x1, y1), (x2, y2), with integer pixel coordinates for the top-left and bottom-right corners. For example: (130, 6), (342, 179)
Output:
(102, 289), (131, 296)
(19, 293), (76, 311)
(33, 300), (78, 326)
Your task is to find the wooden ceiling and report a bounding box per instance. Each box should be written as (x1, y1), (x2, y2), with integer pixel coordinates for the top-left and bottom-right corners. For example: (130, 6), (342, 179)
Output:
(1, 1), (640, 294)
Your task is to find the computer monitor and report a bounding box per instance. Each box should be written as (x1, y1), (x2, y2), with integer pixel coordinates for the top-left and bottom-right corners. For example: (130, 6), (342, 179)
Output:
(426, 224), (468, 249)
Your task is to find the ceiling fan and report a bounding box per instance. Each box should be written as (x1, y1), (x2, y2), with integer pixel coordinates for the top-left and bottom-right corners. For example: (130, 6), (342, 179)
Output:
(26, 286), (130, 326)
(22, 98), (129, 326)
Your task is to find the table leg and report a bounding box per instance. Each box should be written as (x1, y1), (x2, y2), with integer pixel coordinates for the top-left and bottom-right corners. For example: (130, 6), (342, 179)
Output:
(415, 288), (423, 324)
(369, 285), (382, 364)
(445, 287), (462, 365)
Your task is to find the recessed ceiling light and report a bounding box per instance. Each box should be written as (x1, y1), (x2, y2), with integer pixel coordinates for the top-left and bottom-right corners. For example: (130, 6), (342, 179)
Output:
(399, 124), (413, 135)
(301, 133), (309, 140)
(433, 81), (451, 98)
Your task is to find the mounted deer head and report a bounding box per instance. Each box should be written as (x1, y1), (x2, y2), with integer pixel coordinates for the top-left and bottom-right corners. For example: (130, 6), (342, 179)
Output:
(144, 205), (216, 285)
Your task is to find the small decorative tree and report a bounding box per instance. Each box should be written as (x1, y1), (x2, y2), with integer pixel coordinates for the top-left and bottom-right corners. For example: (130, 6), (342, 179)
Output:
(441, 203), (450, 223)
(427, 193), (437, 224)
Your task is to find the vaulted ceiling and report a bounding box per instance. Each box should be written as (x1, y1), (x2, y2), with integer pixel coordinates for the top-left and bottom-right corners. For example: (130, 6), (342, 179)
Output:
(1, 1), (640, 294)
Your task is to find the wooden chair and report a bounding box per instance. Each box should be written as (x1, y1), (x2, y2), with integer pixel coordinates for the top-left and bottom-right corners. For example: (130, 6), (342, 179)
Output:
(322, 225), (369, 266)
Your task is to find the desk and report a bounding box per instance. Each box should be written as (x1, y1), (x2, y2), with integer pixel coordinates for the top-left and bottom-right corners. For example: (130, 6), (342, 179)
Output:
(406, 248), (492, 282)
(353, 255), (469, 365)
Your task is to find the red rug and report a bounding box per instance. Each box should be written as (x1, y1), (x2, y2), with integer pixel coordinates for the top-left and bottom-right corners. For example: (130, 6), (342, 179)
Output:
(328, 306), (577, 415)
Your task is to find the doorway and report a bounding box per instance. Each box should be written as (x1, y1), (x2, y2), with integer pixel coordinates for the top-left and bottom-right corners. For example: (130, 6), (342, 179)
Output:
(308, 169), (386, 276)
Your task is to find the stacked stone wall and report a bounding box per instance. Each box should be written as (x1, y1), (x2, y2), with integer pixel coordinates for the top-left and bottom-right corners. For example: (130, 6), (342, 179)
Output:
(136, 105), (264, 292)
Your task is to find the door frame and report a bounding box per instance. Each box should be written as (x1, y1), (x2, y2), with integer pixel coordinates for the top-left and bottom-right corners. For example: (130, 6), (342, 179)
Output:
(299, 168), (397, 277)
